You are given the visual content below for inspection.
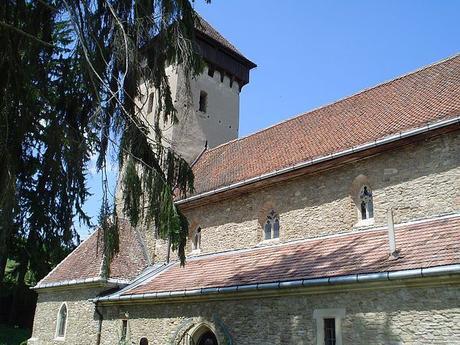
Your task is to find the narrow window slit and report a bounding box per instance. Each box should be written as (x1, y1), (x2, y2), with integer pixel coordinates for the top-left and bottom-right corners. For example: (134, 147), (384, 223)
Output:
(199, 91), (207, 112)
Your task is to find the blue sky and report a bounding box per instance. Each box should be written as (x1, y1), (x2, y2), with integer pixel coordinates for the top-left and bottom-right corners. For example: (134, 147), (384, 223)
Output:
(78, 0), (460, 238)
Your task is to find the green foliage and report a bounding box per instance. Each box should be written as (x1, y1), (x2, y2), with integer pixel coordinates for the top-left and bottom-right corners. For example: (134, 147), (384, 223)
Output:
(0, 0), (203, 288)
(64, 0), (199, 267)
(123, 159), (143, 226)
(0, 0), (90, 286)
(0, 324), (31, 345)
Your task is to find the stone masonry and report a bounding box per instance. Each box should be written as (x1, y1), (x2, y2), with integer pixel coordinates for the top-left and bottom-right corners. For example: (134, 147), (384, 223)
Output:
(173, 131), (460, 261)
(97, 282), (460, 345)
(29, 287), (105, 345)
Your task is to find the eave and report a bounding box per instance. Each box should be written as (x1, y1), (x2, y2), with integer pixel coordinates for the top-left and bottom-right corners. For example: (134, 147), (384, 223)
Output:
(91, 264), (460, 305)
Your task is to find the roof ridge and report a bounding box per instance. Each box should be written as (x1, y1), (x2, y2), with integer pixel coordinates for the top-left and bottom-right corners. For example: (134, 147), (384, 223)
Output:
(202, 52), (460, 155)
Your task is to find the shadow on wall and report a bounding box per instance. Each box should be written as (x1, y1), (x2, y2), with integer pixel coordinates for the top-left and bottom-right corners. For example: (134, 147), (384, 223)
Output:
(98, 304), (407, 345)
(344, 313), (403, 345)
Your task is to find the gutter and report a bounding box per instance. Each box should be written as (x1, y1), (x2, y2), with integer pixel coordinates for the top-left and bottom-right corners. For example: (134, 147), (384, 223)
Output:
(177, 116), (460, 205)
(32, 277), (129, 290)
(95, 304), (103, 345)
(91, 263), (460, 303)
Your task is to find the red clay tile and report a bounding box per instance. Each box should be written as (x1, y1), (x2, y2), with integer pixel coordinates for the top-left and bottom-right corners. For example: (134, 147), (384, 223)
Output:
(191, 55), (460, 195)
(124, 216), (460, 295)
(38, 220), (148, 285)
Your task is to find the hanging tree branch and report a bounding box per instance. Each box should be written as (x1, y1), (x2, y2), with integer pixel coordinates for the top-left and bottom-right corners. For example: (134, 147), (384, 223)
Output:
(62, 0), (204, 272)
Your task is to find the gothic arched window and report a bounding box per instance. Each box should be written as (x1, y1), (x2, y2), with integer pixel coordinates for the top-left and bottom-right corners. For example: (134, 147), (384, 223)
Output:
(56, 303), (67, 339)
(264, 210), (280, 240)
(359, 185), (374, 220)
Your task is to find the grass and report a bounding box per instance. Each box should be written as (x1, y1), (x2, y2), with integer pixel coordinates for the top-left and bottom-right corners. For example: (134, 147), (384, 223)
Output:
(0, 324), (30, 345)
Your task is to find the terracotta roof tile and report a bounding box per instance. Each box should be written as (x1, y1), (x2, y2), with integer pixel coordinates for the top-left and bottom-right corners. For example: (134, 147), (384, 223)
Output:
(38, 220), (148, 285)
(191, 55), (460, 195)
(124, 215), (460, 295)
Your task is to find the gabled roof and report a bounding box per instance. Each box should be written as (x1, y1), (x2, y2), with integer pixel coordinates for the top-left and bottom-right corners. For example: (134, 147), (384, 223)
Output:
(189, 54), (460, 197)
(193, 13), (256, 86)
(35, 220), (149, 289)
(119, 214), (460, 297)
(195, 14), (245, 60)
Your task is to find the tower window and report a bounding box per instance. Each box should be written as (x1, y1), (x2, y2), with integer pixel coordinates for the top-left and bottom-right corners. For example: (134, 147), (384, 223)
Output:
(207, 66), (215, 77)
(359, 185), (374, 220)
(199, 91), (207, 113)
(264, 210), (280, 240)
(147, 92), (154, 113)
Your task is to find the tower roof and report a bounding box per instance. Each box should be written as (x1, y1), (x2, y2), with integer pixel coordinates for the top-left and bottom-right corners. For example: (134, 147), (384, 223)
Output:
(194, 13), (256, 87)
(194, 14), (246, 61)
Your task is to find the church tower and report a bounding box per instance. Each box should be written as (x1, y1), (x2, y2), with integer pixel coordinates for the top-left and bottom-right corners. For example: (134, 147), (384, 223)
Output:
(140, 15), (256, 163)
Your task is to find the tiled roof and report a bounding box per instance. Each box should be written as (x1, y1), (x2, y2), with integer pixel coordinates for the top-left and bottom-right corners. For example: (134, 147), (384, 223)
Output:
(195, 13), (245, 59)
(37, 220), (148, 286)
(123, 215), (460, 295)
(191, 55), (460, 195)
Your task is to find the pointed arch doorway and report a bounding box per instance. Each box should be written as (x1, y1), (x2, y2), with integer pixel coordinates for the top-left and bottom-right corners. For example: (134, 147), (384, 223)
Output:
(196, 330), (218, 345)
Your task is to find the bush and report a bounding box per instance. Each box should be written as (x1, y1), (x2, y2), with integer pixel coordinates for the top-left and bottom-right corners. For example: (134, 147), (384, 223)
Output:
(0, 324), (31, 345)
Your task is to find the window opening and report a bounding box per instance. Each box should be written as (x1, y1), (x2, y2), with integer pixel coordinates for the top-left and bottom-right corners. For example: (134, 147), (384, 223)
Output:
(56, 303), (67, 338)
(324, 318), (336, 345)
(208, 67), (215, 77)
(121, 320), (128, 341)
(192, 227), (201, 251)
(264, 210), (280, 240)
(139, 337), (149, 345)
(197, 330), (218, 345)
(313, 308), (344, 345)
(199, 91), (207, 112)
(147, 92), (154, 113)
(359, 185), (374, 220)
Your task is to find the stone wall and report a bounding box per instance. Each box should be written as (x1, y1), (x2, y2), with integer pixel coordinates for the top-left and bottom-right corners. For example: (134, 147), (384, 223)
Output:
(28, 287), (105, 345)
(174, 131), (460, 259)
(98, 282), (460, 345)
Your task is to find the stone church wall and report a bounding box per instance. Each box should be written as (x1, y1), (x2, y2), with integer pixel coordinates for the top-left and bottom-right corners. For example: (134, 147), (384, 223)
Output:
(97, 282), (460, 345)
(28, 287), (104, 345)
(179, 130), (460, 259)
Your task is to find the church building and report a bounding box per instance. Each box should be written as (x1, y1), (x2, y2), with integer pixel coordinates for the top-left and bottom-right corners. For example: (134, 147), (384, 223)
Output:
(28, 15), (460, 345)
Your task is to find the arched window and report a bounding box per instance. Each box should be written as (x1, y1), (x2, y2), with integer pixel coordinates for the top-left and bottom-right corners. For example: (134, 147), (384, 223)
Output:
(359, 185), (374, 220)
(56, 303), (67, 339)
(192, 227), (201, 251)
(139, 337), (149, 345)
(264, 210), (280, 240)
